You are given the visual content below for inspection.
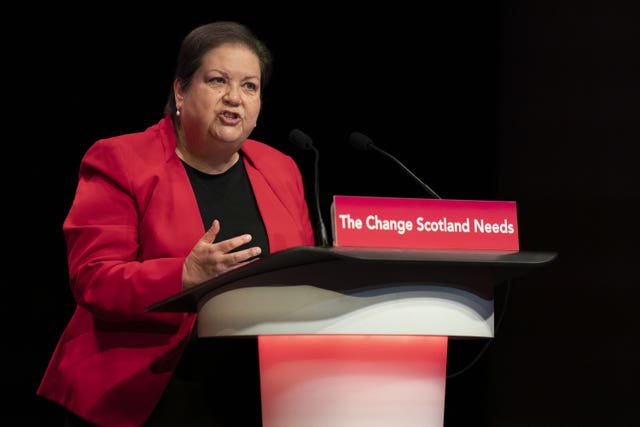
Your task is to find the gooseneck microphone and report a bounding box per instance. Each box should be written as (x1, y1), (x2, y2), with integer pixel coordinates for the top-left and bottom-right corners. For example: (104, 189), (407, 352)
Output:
(289, 129), (330, 247)
(348, 131), (442, 199)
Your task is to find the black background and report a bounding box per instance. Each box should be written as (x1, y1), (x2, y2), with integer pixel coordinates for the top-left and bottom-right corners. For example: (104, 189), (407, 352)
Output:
(7, 1), (639, 425)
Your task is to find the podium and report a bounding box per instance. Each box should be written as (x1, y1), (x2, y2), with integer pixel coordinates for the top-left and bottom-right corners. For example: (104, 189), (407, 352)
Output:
(148, 246), (557, 426)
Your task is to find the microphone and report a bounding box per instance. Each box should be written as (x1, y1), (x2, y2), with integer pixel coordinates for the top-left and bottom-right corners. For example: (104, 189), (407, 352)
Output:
(289, 129), (330, 247)
(348, 131), (442, 199)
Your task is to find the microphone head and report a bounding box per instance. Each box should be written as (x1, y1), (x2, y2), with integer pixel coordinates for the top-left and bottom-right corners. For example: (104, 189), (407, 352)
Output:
(348, 131), (374, 151)
(289, 128), (314, 150)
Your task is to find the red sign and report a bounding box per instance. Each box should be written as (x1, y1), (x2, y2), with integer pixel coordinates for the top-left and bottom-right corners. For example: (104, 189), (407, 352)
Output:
(331, 195), (519, 251)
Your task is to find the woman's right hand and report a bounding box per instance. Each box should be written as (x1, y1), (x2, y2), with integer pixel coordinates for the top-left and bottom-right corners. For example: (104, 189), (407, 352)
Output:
(182, 219), (262, 289)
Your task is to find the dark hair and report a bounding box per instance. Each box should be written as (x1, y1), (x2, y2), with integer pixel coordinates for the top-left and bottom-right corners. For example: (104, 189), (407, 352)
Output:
(164, 21), (273, 117)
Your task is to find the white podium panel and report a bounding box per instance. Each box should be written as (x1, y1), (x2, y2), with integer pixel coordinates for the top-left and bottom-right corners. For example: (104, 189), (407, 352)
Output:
(197, 284), (494, 338)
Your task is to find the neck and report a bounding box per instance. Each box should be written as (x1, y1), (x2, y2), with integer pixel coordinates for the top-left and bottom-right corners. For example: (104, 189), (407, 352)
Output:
(175, 133), (240, 175)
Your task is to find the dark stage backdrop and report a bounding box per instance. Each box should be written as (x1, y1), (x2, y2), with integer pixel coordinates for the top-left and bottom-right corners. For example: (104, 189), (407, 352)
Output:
(9, 2), (638, 425)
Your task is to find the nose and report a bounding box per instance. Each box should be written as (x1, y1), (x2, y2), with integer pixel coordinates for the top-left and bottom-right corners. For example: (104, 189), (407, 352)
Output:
(223, 83), (241, 104)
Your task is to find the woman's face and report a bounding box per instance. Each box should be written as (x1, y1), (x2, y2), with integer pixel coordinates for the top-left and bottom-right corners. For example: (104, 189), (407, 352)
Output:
(176, 43), (262, 153)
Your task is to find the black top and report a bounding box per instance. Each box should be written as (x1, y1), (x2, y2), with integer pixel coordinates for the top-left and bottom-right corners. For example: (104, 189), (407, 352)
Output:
(182, 156), (270, 256)
(141, 157), (268, 427)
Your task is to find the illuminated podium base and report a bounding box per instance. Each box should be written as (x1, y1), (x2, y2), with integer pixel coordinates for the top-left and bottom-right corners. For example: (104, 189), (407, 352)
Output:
(258, 334), (448, 427)
(147, 246), (557, 427)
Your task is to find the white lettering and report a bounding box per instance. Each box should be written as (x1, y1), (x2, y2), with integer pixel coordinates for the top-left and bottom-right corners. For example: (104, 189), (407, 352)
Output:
(365, 215), (413, 235)
(338, 213), (363, 230)
(473, 219), (515, 234)
(416, 217), (470, 232)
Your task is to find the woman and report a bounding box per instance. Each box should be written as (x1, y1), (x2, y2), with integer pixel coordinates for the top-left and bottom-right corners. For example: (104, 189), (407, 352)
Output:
(38, 21), (315, 426)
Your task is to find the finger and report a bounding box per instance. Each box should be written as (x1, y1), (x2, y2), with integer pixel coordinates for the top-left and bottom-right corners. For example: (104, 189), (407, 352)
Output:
(235, 245), (262, 262)
(225, 247), (262, 270)
(201, 219), (221, 243)
(214, 233), (254, 254)
(205, 244), (260, 278)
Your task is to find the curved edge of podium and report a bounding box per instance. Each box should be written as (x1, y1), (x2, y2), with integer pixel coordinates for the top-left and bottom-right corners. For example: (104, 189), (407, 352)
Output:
(146, 245), (558, 314)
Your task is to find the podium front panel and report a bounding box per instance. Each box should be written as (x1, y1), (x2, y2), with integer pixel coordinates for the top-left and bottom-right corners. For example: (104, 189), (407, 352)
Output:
(259, 334), (448, 427)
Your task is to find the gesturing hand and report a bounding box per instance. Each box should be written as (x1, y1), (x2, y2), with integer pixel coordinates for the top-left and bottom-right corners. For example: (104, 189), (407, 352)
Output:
(182, 219), (262, 289)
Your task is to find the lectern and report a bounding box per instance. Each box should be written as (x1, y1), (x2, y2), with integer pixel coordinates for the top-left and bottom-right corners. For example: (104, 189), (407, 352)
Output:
(148, 246), (556, 427)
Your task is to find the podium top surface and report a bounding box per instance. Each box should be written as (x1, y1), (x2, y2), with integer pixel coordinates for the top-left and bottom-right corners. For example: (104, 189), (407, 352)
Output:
(147, 246), (557, 313)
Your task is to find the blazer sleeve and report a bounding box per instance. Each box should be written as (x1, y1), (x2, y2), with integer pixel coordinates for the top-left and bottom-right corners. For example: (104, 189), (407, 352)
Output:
(63, 137), (187, 323)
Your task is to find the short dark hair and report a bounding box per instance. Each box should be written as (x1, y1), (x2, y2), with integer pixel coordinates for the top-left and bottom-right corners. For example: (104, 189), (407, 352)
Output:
(164, 21), (273, 117)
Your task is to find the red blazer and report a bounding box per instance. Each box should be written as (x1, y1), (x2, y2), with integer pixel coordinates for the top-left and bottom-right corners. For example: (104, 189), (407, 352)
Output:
(37, 115), (315, 426)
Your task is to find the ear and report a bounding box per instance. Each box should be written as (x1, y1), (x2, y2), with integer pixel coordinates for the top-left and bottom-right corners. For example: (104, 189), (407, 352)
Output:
(173, 79), (184, 110)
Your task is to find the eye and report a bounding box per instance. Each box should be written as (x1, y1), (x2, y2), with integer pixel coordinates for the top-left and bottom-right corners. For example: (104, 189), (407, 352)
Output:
(209, 76), (226, 85)
(243, 81), (259, 92)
